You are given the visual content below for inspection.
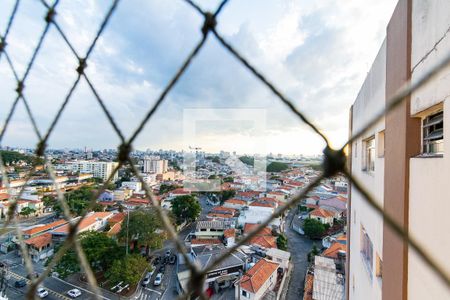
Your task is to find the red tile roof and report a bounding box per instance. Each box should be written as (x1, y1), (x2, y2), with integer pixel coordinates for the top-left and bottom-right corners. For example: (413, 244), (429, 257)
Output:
(52, 212), (112, 234)
(223, 228), (235, 238)
(108, 213), (125, 224)
(243, 223), (272, 236)
(207, 212), (233, 219)
(250, 235), (277, 248)
(224, 198), (246, 205)
(107, 222), (122, 237)
(23, 219), (68, 236)
(191, 238), (221, 245)
(310, 208), (335, 218)
(249, 201), (275, 208)
(303, 274), (314, 300)
(322, 242), (347, 259)
(237, 191), (260, 198)
(240, 259), (279, 293)
(212, 206), (236, 214)
(25, 233), (52, 249)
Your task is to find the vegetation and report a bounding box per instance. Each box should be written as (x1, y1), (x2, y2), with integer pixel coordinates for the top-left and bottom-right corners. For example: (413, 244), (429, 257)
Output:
(303, 218), (326, 239)
(208, 174), (218, 180)
(239, 156), (254, 166)
(276, 234), (288, 251)
(118, 208), (165, 252)
(52, 232), (124, 278)
(19, 207), (36, 218)
(222, 176), (234, 183)
(106, 254), (147, 286)
(0, 150), (44, 165)
(307, 162), (323, 172)
(211, 156), (220, 164)
(266, 162), (289, 172)
(307, 243), (320, 262)
(158, 184), (179, 195)
(43, 186), (96, 216)
(171, 195), (201, 225)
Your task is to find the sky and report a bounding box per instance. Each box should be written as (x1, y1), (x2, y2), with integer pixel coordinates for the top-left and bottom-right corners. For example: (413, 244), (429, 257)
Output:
(0, 0), (398, 156)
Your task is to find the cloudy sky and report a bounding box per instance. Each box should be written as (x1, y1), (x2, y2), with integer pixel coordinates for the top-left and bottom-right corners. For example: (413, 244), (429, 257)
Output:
(0, 0), (397, 155)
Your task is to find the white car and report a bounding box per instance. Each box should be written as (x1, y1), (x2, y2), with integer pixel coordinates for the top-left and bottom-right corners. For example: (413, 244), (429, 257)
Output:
(67, 289), (82, 298)
(153, 273), (163, 286)
(37, 287), (49, 298)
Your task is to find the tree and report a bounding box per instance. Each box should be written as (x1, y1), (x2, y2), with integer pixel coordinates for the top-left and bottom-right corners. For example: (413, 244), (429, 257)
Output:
(277, 234), (288, 251)
(308, 243), (320, 262)
(19, 207), (36, 218)
(220, 190), (236, 204)
(171, 195), (201, 225)
(118, 209), (165, 252)
(208, 174), (218, 180)
(266, 162), (289, 172)
(211, 156), (220, 164)
(106, 254), (147, 286)
(303, 218), (326, 239)
(239, 156), (254, 166)
(52, 232), (123, 278)
(223, 176), (234, 183)
(159, 184), (179, 195)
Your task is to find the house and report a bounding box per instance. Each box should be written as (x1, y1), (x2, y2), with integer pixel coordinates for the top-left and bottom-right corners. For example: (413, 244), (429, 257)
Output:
(266, 191), (286, 203)
(22, 219), (68, 239)
(24, 233), (53, 262)
(238, 208), (281, 228)
(322, 242), (347, 260)
(309, 208), (335, 225)
(51, 212), (114, 242)
(249, 235), (277, 249)
(236, 258), (279, 300)
(190, 238), (222, 246)
(318, 196), (347, 212)
(177, 244), (247, 295)
(223, 198), (247, 210)
(195, 221), (232, 239)
(265, 248), (291, 271)
(312, 256), (344, 300)
(243, 223), (272, 236)
(98, 190), (114, 201)
(224, 228), (236, 248)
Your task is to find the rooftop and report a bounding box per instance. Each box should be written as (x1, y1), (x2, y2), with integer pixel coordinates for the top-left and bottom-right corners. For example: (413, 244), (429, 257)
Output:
(240, 258), (279, 293)
(25, 232), (52, 249)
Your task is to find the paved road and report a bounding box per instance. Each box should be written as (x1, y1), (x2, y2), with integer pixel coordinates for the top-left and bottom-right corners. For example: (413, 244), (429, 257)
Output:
(285, 209), (314, 300)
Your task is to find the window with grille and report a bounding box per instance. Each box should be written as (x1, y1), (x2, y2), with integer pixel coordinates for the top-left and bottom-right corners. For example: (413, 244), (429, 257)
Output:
(363, 136), (375, 172)
(360, 226), (373, 277)
(422, 111), (444, 155)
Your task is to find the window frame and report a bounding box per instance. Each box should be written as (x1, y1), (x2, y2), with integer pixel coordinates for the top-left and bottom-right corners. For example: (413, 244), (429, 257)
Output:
(360, 225), (374, 279)
(362, 136), (376, 172)
(422, 110), (444, 156)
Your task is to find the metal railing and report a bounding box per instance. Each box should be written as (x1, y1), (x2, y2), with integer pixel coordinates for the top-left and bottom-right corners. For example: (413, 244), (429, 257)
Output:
(0, 0), (449, 299)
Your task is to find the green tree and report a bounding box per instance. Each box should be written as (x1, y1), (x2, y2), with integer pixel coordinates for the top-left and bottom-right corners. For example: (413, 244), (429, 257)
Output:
(303, 218), (326, 239)
(211, 156), (220, 163)
(118, 209), (165, 252)
(52, 232), (123, 278)
(308, 243), (320, 262)
(107, 254), (147, 286)
(159, 184), (179, 195)
(266, 162), (289, 172)
(223, 176), (234, 183)
(239, 156), (254, 166)
(171, 195), (201, 225)
(19, 207), (36, 218)
(276, 233), (288, 251)
(220, 190), (236, 204)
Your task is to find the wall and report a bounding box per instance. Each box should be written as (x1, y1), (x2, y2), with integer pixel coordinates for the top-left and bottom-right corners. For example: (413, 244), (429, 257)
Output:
(348, 39), (386, 300)
(408, 1), (450, 299)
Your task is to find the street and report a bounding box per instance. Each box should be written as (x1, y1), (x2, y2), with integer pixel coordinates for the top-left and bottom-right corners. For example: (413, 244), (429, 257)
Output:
(285, 209), (314, 300)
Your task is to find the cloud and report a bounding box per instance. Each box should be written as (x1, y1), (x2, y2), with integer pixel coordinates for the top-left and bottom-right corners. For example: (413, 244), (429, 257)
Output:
(0, 0), (397, 155)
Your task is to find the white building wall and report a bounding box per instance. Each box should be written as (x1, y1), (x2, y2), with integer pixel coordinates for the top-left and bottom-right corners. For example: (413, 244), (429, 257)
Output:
(408, 1), (450, 299)
(349, 40), (386, 300)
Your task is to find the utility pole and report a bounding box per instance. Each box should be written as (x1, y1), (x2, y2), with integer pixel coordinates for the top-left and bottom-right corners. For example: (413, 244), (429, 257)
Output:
(126, 208), (130, 255)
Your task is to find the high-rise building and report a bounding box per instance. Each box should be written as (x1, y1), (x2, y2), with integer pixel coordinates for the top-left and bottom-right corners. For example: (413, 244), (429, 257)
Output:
(348, 1), (449, 300)
(143, 156), (168, 174)
(69, 161), (119, 182)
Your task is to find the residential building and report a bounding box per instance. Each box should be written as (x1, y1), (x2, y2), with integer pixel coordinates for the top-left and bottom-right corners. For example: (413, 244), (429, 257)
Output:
(24, 233), (53, 262)
(63, 161), (119, 182)
(235, 258), (279, 300)
(143, 157), (168, 174)
(195, 221), (232, 239)
(309, 208), (335, 225)
(348, 1), (450, 300)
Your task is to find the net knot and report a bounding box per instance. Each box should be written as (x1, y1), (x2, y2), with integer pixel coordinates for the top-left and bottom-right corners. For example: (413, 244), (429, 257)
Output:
(45, 7), (56, 23)
(322, 146), (346, 177)
(36, 140), (47, 157)
(118, 143), (132, 163)
(15, 81), (24, 95)
(0, 39), (6, 52)
(202, 12), (216, 36)
(76, 58), (87, 75)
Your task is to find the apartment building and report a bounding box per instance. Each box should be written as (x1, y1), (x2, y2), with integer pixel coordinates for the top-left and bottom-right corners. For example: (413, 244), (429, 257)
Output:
(61, 161), (119, 182)
(143, 156), (168, 174)
(348, 1), (450, 299)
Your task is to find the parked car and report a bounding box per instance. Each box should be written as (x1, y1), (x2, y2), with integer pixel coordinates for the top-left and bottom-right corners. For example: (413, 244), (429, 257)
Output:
(67, 289), (82, 298)
(165, 249), (171, 257)
(142, 273), (151, 287)
(26, 272), (39, 279)
(14, 279), (27, 288)
(169, 255), (176, 264)
(163, 256), (169, 264)
(154, 273), (163, 286)
(37, 287), (49, 298)
(153, 256), (161, 265)
(159, 265), (165, 273)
